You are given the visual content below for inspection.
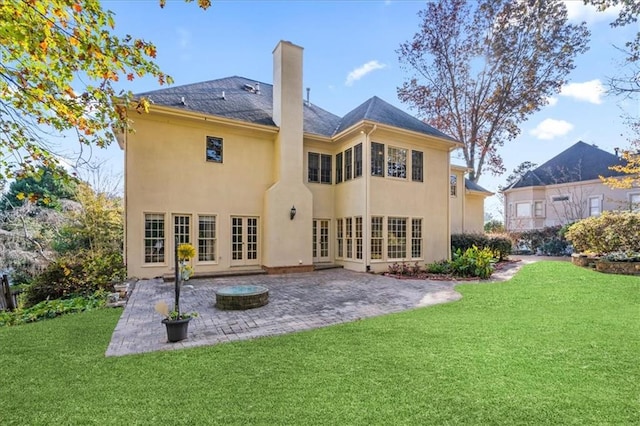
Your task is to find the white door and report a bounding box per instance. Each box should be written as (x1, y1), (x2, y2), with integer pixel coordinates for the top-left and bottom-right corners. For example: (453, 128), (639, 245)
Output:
(231, 216), (259, 266)
(312, 219), (330, 263)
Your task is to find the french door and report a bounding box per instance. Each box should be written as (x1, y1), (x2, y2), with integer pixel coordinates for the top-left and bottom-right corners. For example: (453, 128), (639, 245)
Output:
(312, 219), (330, 263)
(231, 216), (259, 266)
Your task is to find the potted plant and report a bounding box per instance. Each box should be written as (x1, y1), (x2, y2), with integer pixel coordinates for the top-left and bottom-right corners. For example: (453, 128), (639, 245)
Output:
(155, 239), (197, 342)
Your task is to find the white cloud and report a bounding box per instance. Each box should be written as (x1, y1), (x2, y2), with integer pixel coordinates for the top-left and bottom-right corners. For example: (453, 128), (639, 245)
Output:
(530, 119), (574, 140)
(563, 1), (620, 24)
(176, 27), (191, 49)
(546, 96), (558, 107)
(560, 79), (605, 104)
(345, 60), (386, 86)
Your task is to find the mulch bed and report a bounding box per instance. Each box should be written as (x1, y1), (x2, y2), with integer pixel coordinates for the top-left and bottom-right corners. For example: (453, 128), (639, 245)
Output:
(383, 259), (519, 281)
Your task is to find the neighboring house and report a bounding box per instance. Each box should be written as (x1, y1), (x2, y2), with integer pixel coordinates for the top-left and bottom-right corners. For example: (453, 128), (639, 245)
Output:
(503, 141), (640, 231)
(450, 165), (493, 234)
(117, 41), (488, 279)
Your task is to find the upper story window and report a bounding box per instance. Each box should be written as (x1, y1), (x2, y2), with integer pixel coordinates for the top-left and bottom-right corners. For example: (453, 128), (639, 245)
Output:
(336, 152), (343, 184)
(354, 143), (363, 178)
(371, 142), (384, 177)
(206, 136), (223, 163)
(588, 196), (601, 217)
(320, 154), (332, 184)
(345, 148), (353, 180)
(450, 175), (457, 196)
(412, 150), (423, 182)
(387, 146), (407, 179)
(308, 152), (332, 184)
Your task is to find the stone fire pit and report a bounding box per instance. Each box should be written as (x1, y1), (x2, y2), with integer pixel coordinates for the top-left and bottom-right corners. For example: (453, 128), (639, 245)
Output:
(215, 285), (269, 310)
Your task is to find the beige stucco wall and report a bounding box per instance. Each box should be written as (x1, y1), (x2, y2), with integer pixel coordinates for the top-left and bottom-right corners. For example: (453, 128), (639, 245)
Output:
(124, 113), (276, 278)
(504, 179), (635, 231)
(464, 194), (485, 233)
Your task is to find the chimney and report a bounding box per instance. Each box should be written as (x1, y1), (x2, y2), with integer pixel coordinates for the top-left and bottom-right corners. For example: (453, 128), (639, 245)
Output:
(272, 40), (304, 183)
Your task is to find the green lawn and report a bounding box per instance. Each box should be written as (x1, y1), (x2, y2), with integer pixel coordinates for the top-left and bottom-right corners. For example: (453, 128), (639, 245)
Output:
(0, 262), (638, 425)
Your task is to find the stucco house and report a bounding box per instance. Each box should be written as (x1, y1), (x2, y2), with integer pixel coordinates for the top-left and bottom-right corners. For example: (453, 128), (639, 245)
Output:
(450, 165), (493, 234)
(117, 41), (490, 279)
(503, 141), (639, 231)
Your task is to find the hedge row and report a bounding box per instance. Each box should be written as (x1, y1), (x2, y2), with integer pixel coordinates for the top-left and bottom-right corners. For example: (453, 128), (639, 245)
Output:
(451, 233), (512, 260)
(566, 211), (640, 254)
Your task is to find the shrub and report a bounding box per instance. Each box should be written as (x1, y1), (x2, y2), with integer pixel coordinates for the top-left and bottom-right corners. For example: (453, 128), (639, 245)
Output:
(487, 235), (512, 260)
(484, 219), (505, 233)
(451, 246), (495, 279)
(426, 260), (451, 274)
(509, 226), (568, 255)
(453, 232), (512, 261)
(22, 251), (125, 307)
(601, 251), (640, 262)
(0, 291), (108, 327)
(451, 233), (489, 253)
(387, 261), (423, 277)
(566, 211), (640, 254)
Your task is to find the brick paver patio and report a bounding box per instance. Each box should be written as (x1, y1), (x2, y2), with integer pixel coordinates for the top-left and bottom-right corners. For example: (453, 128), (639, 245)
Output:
(106, 260), (535, 357)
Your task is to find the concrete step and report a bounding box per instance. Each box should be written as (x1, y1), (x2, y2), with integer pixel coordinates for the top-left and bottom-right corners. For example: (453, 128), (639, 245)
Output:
(313, 263), (344, 271)
(163, 269), (267, 282)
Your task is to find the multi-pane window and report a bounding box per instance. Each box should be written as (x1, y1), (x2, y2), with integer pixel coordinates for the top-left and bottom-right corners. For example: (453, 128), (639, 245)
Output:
(174, 215), (191, 244)
(354, 143), (363, 178)
(247, 218), (258, 260)
(371, 142), (384, 176)
(206, 136), (223, 163)
(336, 218), (344, 258)
(345, 217), (353, 259)
(412, 150), (423, 182)
(450, 175), (457, 196)
(308, 153), (320, 183)
(198, 216), (216, 262)
(144, 213), (165, 264)
(411, 218), (422, 259)
(320, 154), (332, 184)
(336, 153), (343, 184)
(345, 148), (353, 181)
(371, 216), (383, 260)
(355, 217), (363, 260)
(387, 147), (407, 178)
(534, 201), (544, 217)
(232, 217), (243, 261)
(387, 217), (407, 259)
(308, 153), (332, 184)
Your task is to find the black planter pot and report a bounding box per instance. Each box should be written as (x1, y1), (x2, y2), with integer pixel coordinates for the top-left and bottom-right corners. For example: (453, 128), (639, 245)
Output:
(162, 317), (192, 342)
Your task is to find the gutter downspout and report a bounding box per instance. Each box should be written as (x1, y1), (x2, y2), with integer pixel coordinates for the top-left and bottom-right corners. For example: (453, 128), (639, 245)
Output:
(364, 124), (377, 272)
(122, 129), (128, 272)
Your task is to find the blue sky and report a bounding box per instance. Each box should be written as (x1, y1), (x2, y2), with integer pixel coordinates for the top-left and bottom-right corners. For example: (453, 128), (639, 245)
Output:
(88, 0), (638, 217)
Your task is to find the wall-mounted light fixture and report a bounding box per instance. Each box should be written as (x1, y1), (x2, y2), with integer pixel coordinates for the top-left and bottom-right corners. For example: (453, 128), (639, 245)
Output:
(290, 205), (297, 220)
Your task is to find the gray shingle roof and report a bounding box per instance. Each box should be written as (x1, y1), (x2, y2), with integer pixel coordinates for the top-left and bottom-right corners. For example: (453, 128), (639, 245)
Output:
(465, 178), (491, 194)
(509, 141), (627, 189)
(334, 96), (457, 140)
(136, 77), (455, 140)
